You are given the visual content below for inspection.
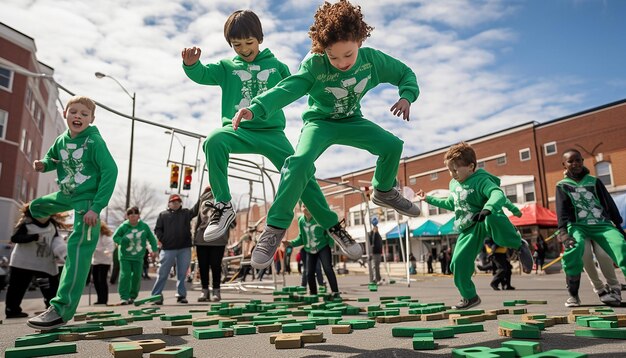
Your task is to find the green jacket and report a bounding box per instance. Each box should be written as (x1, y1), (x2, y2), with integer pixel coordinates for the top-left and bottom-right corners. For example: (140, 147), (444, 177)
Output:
(183, 48), (290, 130)
(40, 126), (118, 215)
(113, 220), (158, 261)
(249, 47), (419, 122)
(290, 215), (333, 254)
(426, 169), (511, 232)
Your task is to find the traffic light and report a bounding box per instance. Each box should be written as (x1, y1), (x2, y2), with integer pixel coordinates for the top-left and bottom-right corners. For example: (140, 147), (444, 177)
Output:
(362, 186), (371, 201)
(183, 167), (193, 190)
(170, 164), (179, 189)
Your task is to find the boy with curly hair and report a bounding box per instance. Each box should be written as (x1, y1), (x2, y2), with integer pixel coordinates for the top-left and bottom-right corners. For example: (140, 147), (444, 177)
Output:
(233, 0), (421, 269)
(417, 142), (533, 309)
(182, 9), (361, 263)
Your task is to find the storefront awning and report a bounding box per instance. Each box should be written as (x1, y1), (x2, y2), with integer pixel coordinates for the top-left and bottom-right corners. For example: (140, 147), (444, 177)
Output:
(385, 223), (409, 239)
(412, 220), (441, 236)
(508, 203), (557, 227)
(438, 217), (458, 235)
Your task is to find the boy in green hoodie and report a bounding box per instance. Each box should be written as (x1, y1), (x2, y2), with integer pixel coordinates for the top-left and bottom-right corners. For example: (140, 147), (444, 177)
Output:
(555, 148), (626, 307)
(27, 96), (118, 329)
(113, 206), (158, 305)
(232, 0), (421, 269)
(417, 142), (533, 309)
(182, 9), (361, 262)
(285, 204), (340, 297)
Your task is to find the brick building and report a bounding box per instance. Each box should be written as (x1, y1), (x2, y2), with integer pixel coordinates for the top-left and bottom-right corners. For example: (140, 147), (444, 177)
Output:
(0, 23), (65, 242)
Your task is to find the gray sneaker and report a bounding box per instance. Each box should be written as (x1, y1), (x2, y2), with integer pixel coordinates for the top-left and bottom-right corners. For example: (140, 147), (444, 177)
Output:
(565, 295), (581, 307)
(328, 220), (363, 260)
(251, 226), (286, 269)
(27, 306), (65, 330)
(598, 286), (621, 307)
(203, 201), (236, 242)
(371, 188), (420, 217)
(518, 239), (534, 274)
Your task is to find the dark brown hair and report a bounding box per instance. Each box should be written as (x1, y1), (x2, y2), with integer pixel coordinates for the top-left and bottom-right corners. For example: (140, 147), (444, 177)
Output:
(15, 202), (72, 232)
(224, 10), (263, 45)
(308, 0), (373, 54)
(444, 142), (477, 167)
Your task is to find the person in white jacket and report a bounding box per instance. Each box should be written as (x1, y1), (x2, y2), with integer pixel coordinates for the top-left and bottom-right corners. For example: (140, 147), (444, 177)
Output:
(90, 222), (115, 305)
(6, 204), (69, 319)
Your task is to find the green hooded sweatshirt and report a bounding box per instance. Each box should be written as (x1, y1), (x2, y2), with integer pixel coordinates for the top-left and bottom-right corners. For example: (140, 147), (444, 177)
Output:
(290, 215), (333, 254)
(112, 220), (158, 262)
(183, 48), (290, 130)
(426, 169), (508, 232)
(40, 126), (118, 215)
(248, 47), (419, 122)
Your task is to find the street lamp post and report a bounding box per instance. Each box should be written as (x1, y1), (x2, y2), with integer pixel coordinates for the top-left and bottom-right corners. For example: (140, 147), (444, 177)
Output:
(165, 131), (186, 194)
(95, 72), (136, 210)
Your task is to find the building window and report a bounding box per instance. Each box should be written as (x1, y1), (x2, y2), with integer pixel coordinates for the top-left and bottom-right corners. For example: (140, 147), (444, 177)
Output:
(352, 211), (362, 226)
(430, 172), (438, 181)
(596, 162), (613, 186)
(25, 87), (32, 110)
(544, 141), (557, 156)
(523, 182), (535, 202)
(477, 161), (485, 169)
(504, 185), (517, 203)
(0, 110), (7, 139)
(428, 204), (438, 216)
(0, 67), (13, 91)
(496, 156), (507, 166)
(409, 177), (416, 185)
(21, 179), (28, 201)
(20, 129), (27, 152)
(519, 148), (531, 161)
(26, 139), (32, 161)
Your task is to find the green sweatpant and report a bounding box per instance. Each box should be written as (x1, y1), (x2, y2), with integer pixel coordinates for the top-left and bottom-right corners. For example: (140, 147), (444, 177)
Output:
(451, 213), (522, 299)
(204, 126), (338, 229)
(30, 191), (100, 322)
(562, 223), (626, 277)
(266, 117), (403, 229)
(118, 260), (142, 300)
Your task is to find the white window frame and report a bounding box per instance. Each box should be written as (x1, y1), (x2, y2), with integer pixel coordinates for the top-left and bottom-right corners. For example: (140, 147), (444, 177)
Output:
(595, 161), (613, 187)
(0, 110), (7, 139)
(544, 141), (557, 156)
(519, 148), (531, 162)
(496, 156), (507, 166)
(430, 172), (438, 181)
(0, 66), (13, 91)
(523, 182), (536, 202)
(20, 129), (27, 152)
(409, 177), (416, 185)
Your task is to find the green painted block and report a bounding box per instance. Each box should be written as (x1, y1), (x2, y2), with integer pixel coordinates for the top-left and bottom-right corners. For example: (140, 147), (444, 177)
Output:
(444, 323), (484, 334)
(130, 314), (153, 321)
(483, 347), (516, 357)
(499, 321), (540, 331)
(589, 320), (618, 329)
(357, 297), (370, 302)
(282, 323), (303, 333)
(393, 327), (432, 337)
(5, 342), (77, 358)
(510, 329), (541, 339)
(160, 314), (192, 321)
(193, 328), (234, 339)
(150, 346), (194, 357)
(218, 319), (237, 328)
(524, 349), (587, 358)
(503, 300), (518, 307)
(233, 324), (257, 335)
(574, 328), (626, 339)
(501, 340), (541, 356)
(576, 316), (603, 327)
(133, 294), (162, 306)
(446, 309), (485, 316)
(430, 327), (455, 339)
(14, 333), (59, 347)
(298, 321), (317, 330)
(193, 318), (220, 327)
(412, 332), (436, 350)
(452, 346), (492, 358)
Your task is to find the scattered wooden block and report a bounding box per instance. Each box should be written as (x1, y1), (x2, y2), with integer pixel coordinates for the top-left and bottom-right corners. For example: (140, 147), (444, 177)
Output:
(523, 349), (587, 357)
(109, 342), (144, 358)
(149, 346), (194, 358)
(300, 331), (325, 343)
(58, 333), (82, 342)
(574, 328), (626, 339)
(193, 328), (234, 339)
(501, 340), (542, 356)
(84, 325), (143, 340)
(161, 326), (188, 336)
(5, 342), (77, 358)
(133, 295), (163, 306)
(331, 325), (352, 334)
(14, 332), (60, 347)
(421, 312), (448, 321)
(412, 332), (437, 350)
(257, 323), (282, 333)
(498, 327), (541, 339)
(452, 346), (492, 357)
(508, 308), (528, 315)
(275, 334), (303, 349)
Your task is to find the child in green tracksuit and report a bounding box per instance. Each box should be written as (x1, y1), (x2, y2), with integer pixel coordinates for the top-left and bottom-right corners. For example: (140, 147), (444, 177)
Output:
(28, 96), (118, 329)
(113, 206), (158, 305)
(232, 0), (421, 269)
(286, 205), (339, 297)
(182, 9), (361, 262)
(555, 148), (626, 307)
(417, 142), (533, 309)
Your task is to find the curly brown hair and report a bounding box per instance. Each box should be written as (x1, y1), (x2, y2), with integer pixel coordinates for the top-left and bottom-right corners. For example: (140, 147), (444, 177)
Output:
(444, 142), (477, 167)
(308, 0), (373, 54)
(15, 202), (72, 232)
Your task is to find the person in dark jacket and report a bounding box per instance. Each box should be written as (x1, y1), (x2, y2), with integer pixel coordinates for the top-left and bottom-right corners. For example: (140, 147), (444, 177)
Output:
(368, 224), (383, 283)
(150, 194), (195, 304)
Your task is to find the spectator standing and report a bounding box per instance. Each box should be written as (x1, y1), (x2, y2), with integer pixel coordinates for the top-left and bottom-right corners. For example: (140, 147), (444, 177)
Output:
(91, 222), (115, 305)
(368, 224), (383, 283)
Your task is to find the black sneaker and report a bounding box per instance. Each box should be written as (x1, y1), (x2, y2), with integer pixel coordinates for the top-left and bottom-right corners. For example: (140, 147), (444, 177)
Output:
(6, 311), (29, 319)
(177, 297), (188, 304)
(371, 188), (421, 217)
(452, 296), (481, 310)
(490, 282), (500, 291)
(152, 296), (164, 306)
(504, 286), (516, 290)
(327, 220), (363, 260)
(203, 202), (236, 242)
(518, 239), (534, 274)
(27, 306), (65, 330)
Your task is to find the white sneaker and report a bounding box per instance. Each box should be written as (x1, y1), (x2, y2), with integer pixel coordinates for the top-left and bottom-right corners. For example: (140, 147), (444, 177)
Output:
(565, 295), (580, 307)
(250, 226), (286, 269)
(371, 188), (420, 217)
(203, 202), (236, 242)
(27, 306), (65, 330)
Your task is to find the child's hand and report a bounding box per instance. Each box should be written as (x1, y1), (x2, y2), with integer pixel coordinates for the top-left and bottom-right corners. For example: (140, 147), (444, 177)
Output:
(33, 160), (45, 172)
(232, 108), (253, 130)
(390, 98), (411, 121)
(471, 209), (491, 222)
(181, 47), (201, 66)
(415, 189), (425, 200)
(83, 210), (99, 227)
(558, 232), (576, 249)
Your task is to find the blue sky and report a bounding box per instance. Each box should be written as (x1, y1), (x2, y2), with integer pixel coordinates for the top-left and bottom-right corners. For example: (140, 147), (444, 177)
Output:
(1, 0), (625, 206)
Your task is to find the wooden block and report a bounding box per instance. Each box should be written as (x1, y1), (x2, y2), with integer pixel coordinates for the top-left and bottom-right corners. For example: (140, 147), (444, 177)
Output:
(331, 325), (352, 334)
(523, 349), (587, 358)
(421, 312), (448, 321)
(412, 332), (436, 350)
(537, 318), (556, 328)
(444, 323), (484, 334)
(522, 314), (547, 321)
(161, 326), (188, 336)
(275, 335), (303, 349)
(109, 342), (144, 358)
(193, 328), (234, 339)
(526, 300), (548, 305)
(570, 309), (590, 315)
(84, 325), (143, 340)
(574, 328), (626, 339)
(132, 339), (167, 353)
(160, 314), (192, 321)
(399, 315), (421, 322)
(5, 342), (77, 358)
(73, 313), (87, 321)
(14, 332), (60, 347)
(524, 319), (546, 330)
(58, 333), (82, 342)
(233, 324), (257, 335)
(257, 323), (282, 333)
(501, 340), (542, 356)
(300, 331), (325, 343)
(149, 347), (194, 358)
(133, 295), (163, 306)
(487, 308), (510, 315)
(508, 308), (528, 315)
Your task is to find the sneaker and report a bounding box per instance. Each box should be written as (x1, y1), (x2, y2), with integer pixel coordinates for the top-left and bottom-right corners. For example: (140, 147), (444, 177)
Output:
(598, 287), (621, 307)
(177, 297), (188, 304)
(120, 299), (132, 305)
(211, 289), (221, 302)
(198, 289), (209, 302)
(327, 220), (363, 260)
(452, 296), (481, 310)
(490, 282), (500, 291)
(565, 295), (581, 307)
(371, 188), (420, 217)
(27, 306), (65, 330)
(518, 239), (534, 274)
(504, 286), (516, 290)
(6, 311), (29, 319)
(250, 226), (286, 269)
(152, 296), (164, 305)
(203, 202), (236, 242)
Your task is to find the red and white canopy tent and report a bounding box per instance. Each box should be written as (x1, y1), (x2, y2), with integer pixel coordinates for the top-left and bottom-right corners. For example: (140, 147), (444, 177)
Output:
(508, 203), (558, 227)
